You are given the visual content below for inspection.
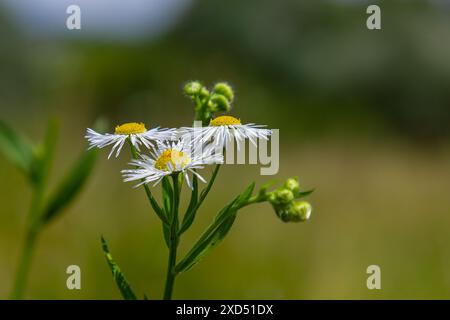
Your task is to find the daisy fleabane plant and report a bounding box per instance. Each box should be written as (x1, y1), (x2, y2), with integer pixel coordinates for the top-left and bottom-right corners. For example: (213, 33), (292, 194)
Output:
(86, 81), (314, 300)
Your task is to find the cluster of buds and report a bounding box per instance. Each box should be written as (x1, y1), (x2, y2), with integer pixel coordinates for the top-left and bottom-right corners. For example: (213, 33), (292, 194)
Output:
(183, 81), (234, 124)
(265, 177), (312, 223)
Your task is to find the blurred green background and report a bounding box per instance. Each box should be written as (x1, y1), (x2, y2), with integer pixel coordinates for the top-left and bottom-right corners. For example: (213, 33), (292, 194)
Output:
(1, 0), (450, 299)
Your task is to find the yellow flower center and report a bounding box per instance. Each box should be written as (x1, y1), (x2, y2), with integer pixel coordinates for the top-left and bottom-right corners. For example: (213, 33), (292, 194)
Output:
(154, 149), (191, 171)
(210, 115), (241, 126)
(114, 122), (146, 135)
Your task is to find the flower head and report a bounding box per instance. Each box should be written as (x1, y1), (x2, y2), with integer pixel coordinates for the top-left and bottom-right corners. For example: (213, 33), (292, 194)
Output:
(273, 200), (312, 222)
(122, 139), (223, 189)
(85, 123), (175, 159)
(182, 115), (272, 150)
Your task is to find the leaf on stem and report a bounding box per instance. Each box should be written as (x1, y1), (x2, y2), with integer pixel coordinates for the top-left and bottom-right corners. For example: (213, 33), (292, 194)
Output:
(179, 174), (198, 234)
(40, 147), (97, 224)
(161, 176), (173, 221)
(143, 185), (168, 225)
(0, 120), (34, 177)
(175, 182), (255, 273)
(295, 189), (314, 199)
(31, 120), (58, 186)
(179, 165), (220, 235)
(101, 237), (137, 300)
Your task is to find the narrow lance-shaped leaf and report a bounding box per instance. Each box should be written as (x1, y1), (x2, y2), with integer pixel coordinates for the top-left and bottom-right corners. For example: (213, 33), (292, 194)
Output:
(161, 176), (173, 221)
(31, 120), (58, 186)
(0, 120), (34, 176)
(179, 164), (220, 235)
(101, 237), (137, 300)
(235, 182), (255, 209)
(176, 183), (255, 273)
(179, 174), (198, 234)
(295, 189), (314, 199)
(161, 176), (174, 247)
(143, 185), (167, 225)
(40, 147), (97, 224)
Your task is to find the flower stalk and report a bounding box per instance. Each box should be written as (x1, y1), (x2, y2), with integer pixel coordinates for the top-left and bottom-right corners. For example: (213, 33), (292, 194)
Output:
(163, 174), (180, 300)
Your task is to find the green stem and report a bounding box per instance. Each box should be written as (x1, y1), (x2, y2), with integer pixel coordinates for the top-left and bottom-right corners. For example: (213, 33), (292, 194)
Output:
(235, 193), (267, 211)
(10, 229), (38, 299)
(163, 174), (180, 300)
(11, 184), (44, 299)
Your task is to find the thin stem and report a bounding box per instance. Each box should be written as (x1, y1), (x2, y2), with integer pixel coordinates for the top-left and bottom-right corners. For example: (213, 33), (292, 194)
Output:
(10, 230), (38, 299)
(163, 174), (180, 300)
(10, 184), (44, 299)
(236, 194), (266, 211)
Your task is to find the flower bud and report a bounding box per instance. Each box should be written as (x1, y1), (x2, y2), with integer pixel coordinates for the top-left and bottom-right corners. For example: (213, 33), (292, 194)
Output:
(213, 82), (234, 102)
(274, 189), (294, 204)
(208, 94), (230, 112)
(272, 200), (312, 223)
(284, 177), (300, 194)
(184, 81), (202, 96)
(290, 201), (312, 222)
(199, 87), (210, 99)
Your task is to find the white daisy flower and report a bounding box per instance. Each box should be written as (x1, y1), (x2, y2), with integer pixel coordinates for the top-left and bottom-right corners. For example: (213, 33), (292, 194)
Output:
(85, 122), (175, 159)
(122, 139), (223, 189)
(182, 115), (272, 150)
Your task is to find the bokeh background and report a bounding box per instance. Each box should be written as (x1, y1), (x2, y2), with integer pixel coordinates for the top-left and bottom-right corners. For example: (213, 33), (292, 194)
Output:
(1, 0), (450, 299)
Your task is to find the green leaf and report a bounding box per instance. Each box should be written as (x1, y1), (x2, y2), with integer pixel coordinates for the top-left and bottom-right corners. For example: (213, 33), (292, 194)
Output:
(31, 120), (58, 186)
(179, 174), (198, 235)
(176, 182), (256, 272)
(143, 185), (167, 225)
(179, 164), (220, 236)
(176, 197), (238, 273)
(40, 147), (97, 224)
(0, 120), (34, 176)
(235, 182), (255, 207)
(295, 189), (314, 199)
(101, 237), (137, 300)
(161, 176), (173, 221)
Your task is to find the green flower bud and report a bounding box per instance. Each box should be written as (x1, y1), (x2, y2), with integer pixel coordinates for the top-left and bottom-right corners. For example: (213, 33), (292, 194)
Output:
(213, 82), (234, 102)
(199, 87), (210, 99)
(208, 94), (230, 112)
(271, 204), (289, 222)
(284, 177), (300, 194)
(274, 189), (294, 204)
(272, 200), (312, 223)
(279, 209), (290, 222)
(290, 201), (312, 222)
(268, 192), (277, 203)
(184, 81), (202, 96)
